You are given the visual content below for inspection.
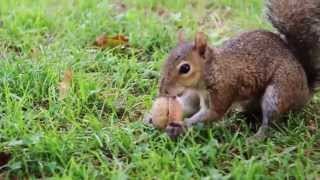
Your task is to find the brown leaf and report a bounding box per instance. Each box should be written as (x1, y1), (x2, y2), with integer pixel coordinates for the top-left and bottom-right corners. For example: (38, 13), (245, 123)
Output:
(94, 34), (108, 48)
(114, 1), (127, 13)
(0, 152), (11, 167)
(94, 34), (128, 48)
(58, 68), (73, 100)
(307, 119), (318, 132)
(151, 6), (169, 18)
(30, 48), (40, 59)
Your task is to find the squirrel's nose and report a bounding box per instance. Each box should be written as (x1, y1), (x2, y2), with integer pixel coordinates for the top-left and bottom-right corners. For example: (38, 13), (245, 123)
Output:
(177, 91), (184, 97)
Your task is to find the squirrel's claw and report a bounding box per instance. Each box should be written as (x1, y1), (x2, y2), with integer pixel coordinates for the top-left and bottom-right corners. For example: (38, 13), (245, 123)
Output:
(247, 126), (269, 143)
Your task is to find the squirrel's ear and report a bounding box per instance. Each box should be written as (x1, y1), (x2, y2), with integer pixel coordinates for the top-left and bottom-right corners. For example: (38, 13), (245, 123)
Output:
(177, 30), (185, 44)
(194, 32), (207, 56)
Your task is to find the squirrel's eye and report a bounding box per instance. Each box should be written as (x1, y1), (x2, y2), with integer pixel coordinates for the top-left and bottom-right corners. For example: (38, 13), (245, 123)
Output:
(179, 64), (191, 74)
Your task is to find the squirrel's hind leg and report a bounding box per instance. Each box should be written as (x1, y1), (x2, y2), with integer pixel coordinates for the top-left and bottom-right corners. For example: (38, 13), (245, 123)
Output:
(250, 85), (282, 141)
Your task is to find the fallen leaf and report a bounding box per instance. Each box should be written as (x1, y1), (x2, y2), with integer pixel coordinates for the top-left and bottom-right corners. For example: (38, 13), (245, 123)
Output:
(0, 152), (11, 167)
(157, 9), (167, 16)
(307, 119), (318, 132)
(151, 6), (169, 17)
(94, 34), (128, 48)
(58, 68), (73, 100)
(30, 48), (40, 59)
(114, 1), (127, 13)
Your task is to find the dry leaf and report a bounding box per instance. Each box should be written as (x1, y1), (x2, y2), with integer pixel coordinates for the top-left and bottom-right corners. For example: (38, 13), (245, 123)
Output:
(58, 68), (73, 100)
(114, 1), (127, 13)
(151, 6), (169, 17)
(94, 34), (128, 48)
(30, 48), (40, 59)
(307, 119), (318, 132)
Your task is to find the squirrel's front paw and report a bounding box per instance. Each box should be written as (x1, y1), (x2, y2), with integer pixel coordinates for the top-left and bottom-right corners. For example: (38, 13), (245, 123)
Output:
(185, 118), (195, 128)
(165, 122), (185, 139)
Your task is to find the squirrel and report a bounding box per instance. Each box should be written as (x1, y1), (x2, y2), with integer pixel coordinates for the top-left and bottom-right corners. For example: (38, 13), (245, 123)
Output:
(158, 0), (320, 140)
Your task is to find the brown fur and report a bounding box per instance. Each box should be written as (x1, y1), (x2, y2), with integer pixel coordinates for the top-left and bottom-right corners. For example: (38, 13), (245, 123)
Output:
(267, 0), (320, 89)
(205, 31), (310, 113)
(159, 0), (320, 139)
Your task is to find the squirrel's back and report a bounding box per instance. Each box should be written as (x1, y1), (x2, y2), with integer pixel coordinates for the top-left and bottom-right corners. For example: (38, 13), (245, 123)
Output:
(212, 30), (309, 100)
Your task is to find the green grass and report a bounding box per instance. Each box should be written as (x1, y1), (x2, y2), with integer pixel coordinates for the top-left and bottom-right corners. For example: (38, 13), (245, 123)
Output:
(0, 0), (319, 179)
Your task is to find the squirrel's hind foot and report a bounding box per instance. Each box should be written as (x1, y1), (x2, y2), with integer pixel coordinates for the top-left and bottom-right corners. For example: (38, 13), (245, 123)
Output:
(247, 125), (269, 143)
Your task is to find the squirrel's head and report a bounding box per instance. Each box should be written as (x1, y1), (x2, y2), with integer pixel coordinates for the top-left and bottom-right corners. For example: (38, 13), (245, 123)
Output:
(159, 32), (208, 97)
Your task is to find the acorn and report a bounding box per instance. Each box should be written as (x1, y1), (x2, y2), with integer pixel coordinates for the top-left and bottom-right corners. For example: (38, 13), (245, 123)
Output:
(149, 97), (169, 129)
(149, 96), (184, 129)
(168, 97), (183, 125)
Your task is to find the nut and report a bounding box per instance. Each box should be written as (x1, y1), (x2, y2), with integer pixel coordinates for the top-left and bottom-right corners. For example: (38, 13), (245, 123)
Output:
(150, 97), (169, 129)
(168, 97), (183, 124)
(150, 96), (184, 129)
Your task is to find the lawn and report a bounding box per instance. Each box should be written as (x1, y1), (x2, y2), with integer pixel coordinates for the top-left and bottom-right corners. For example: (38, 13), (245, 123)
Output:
(0, 0), (319, 179)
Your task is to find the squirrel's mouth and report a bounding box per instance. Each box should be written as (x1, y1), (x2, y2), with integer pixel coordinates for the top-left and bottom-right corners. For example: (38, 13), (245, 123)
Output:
(167, 86), (186, 98)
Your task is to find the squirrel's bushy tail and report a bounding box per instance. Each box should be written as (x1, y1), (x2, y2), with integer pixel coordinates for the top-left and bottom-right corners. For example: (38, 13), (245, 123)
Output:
(267, 0), (320, 91)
